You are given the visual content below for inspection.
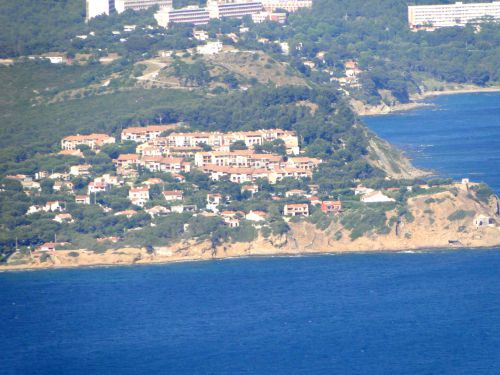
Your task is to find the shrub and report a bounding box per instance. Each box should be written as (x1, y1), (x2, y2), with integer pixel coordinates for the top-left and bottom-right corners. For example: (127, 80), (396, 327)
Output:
(261, 226), (271, 238)
(341, 206), (389, 240)
(271, 220), (290, 236)
(471, 184), (494, 204)
(447, 210), (475, 221)
(230, 223), (257, 243)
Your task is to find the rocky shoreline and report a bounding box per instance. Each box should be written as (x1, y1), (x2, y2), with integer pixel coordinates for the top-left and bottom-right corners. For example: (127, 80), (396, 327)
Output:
(3, 185), (499, 272)
(353, 86), (500, 116)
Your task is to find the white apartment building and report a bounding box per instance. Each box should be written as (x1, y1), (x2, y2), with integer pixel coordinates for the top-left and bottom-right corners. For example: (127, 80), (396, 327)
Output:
(154, 6), (211, 27)
(194, 150), (283, 168)
(160, 129), (299, 154)
(408, 1), (500, 30)
(115, 0), (172, 13)
(155, 0), (265, 28)
(61, 133), (116, 150)
(86, 0), (115, 21)
(260, 0), (312, 13)
(207, 0), (263, 19)
(121, 125), (175, 143)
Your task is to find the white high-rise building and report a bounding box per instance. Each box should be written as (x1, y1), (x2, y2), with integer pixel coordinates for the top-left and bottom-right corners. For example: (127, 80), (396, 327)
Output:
(260, 0), (312, 13)
(115, 0), (173, 13)
(408, 1), (500, 30)
(86, 0), (115, 21)
(154, 6), (211, 27)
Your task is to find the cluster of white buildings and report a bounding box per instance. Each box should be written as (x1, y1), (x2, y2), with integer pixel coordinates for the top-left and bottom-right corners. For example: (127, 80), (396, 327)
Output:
(112, 126), (314, 184)
(86, 0), (311, 24)
(199, 157), (319, 184)
(408, 1), (500, 31)
(154, 0), (312, 28)
(59, 125), (313, 185)
(86, 0), (173, 21)
(61, 133), (116, 150)
(127, 128), (300, 154)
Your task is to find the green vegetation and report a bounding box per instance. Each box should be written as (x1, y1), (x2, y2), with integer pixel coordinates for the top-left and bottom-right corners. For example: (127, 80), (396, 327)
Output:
(172, 60), (211, 87)
(470, 183), (495, 203)
(256, 0), (500, 103)
(447, 209), (475, 221)
(0, 0), (497, 261)
(308, 210), (333, 230)
(0, 63), (199, 168)
(341, 204), (393, 240)
(0, 64), (378, 254)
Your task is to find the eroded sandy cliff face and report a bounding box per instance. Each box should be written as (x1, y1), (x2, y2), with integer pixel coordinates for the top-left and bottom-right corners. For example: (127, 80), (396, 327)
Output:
(4, 185), (499, 271)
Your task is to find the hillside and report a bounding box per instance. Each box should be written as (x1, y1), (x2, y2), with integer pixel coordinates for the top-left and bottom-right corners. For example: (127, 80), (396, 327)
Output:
(0, 0), (499, 265)
(4, 182), (499, 270)
(136, 49), (307, 90)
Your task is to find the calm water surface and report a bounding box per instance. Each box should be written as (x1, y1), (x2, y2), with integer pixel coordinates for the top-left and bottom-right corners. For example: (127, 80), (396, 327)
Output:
(2, 93), (500, 374)
(363, 92), (500, 193)
(1, 250), (499, 374)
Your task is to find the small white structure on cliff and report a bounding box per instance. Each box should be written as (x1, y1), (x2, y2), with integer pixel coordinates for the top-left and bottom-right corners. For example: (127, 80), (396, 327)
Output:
(361, 191), (395, 203)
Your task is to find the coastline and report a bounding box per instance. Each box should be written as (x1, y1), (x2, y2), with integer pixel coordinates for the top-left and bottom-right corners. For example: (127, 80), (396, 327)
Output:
(416, 86), (500, 99)
(355, 85), (500, 116)
(3, 184), (500, 272)
(2, 244), (500, 273)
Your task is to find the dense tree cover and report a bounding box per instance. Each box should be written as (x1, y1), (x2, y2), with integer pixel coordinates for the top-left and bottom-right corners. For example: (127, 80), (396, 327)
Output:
(0, 62), (382, 255)
(247, 0), (500, 102)
(0, 0), (85, 57)
(2, 0), (498, 104)
(0, 63), (200, 169)
(172, 1), (499, 102)
(176, 85), (382, 186)
(172, 60), (212, 86)
(0, 1), (195, 58)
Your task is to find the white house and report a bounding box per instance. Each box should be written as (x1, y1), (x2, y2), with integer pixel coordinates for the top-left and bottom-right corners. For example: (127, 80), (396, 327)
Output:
(129, 187), (150, 207)
(196, 41), (223, 55)
(162, 190), (184, 201)
(193, 30), (209, 41)
(206, 193), (223, 212)
(473, 214), (495, 228)
(54, 213), (74, 223)
(361, 191), (396, 203)
(245, 210), (267, 222)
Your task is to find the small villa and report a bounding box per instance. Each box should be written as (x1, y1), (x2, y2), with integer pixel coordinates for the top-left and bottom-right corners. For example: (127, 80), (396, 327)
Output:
(284, 203), (309, 217)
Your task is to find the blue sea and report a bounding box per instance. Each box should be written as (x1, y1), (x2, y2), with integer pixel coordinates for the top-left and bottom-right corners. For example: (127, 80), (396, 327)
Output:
(363, 92), (500, 193)
(1, 93), (500, 374)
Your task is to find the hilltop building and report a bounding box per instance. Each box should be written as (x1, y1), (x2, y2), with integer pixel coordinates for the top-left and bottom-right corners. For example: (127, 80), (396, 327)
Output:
(408, 1), (500, 31)
(155, 6), (211, 26)
(252, 11), (287, 23)
(155, 0), (272, 28)
(87, 0), (173, 21)
(207, 0), (263, 19)
(86, 0), (115, 21)
(115, 0), (172, 13)
(260, 0), (312, 12)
